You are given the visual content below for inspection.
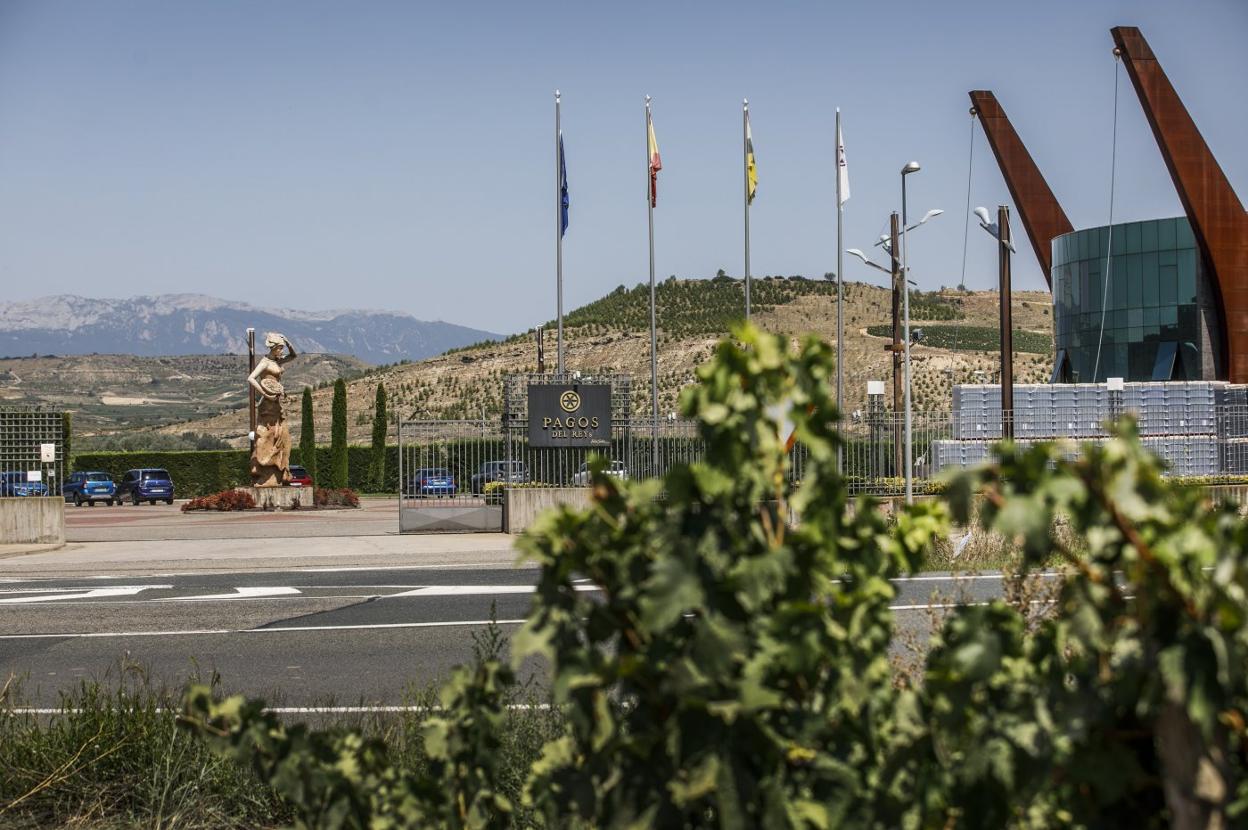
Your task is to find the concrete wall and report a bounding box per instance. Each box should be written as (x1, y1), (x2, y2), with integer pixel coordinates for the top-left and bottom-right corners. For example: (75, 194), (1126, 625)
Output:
(504, 487), (592, 534)
(0, 497), (65, 545)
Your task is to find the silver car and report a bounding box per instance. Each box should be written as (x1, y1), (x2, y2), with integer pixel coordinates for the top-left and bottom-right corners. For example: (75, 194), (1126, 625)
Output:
(571, 460), (628, 486)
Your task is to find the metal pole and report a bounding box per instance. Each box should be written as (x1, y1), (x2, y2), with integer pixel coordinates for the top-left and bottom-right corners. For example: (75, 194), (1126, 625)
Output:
(901, 178), (913, 504)
(246, 327), (256, 463)
(743, 99), (751, 321)
(555, 91), (564, 375)
(835, 108), (844, 473)
(647, 97), (659, 476)
(889, 213), (903, 479)
(998, 204), (1014, 440)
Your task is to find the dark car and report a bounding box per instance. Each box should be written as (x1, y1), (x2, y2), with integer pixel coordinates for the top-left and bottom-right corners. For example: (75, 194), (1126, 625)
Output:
(470, 461), (529, 494)
(63, 471), (117, 506)
(407, 467), (455, 497)
(288, 465), (313, 487)
(0, 471), (50, 497)
(117, 468), (175, 505)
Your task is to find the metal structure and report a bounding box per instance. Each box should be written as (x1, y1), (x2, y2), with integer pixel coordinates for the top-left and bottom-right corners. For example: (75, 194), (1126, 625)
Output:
(997, 205), (1015, 439)
(1111, 26), (1248, 384)
(968, 90), (1074, 283)
(0, 406), (64, 497)
(398, 418), (505, 533)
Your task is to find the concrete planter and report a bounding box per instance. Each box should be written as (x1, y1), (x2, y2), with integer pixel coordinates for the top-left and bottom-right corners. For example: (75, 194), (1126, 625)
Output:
(504, 487), (592, 534)
(0, 496), (65, 545)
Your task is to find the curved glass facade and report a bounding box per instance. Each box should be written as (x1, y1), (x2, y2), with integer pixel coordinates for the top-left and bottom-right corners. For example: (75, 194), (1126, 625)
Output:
(1051, 217), (1221, 382)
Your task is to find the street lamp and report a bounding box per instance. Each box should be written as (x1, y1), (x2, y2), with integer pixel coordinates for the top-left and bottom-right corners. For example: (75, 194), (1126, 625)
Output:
(873, 209), (944, 248)
(975, 204), (1016, 439)
(899, 161), (921, 504)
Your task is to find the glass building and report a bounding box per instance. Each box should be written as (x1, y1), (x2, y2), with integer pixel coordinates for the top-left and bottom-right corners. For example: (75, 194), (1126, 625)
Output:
(1050, 216), (1222, 382)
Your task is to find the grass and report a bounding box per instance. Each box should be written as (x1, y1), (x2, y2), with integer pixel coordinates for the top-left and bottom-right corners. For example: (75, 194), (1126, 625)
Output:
(0, 653), (562, 829)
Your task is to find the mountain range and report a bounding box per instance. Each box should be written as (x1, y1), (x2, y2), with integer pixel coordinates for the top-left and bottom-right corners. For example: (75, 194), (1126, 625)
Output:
(0, 294), (501, 363)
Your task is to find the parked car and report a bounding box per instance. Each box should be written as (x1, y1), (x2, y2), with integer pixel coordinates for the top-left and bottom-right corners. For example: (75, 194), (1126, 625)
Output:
(63, 471), (117, 506)
(0, 471), (49, 497)
(407, 467), (455, 497)
(288, 465), (313, 487)
(571, 460), (629, 486)
(117, 468), (175, 505)
(470, 461), (530, 494)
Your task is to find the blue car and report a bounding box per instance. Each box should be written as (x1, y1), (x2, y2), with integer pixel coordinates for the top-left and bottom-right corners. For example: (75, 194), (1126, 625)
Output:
(0, 471), (50, 497)
(117, 468), (176, 505)
(408, 467), (456, 497)
(63, 471), (118, 506)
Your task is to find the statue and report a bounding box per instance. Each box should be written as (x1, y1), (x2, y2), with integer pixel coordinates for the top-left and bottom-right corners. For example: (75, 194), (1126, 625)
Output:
(248, 332), (298, 486)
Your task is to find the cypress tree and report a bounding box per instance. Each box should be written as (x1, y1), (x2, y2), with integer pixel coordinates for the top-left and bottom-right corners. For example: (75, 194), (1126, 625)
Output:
(368, 383), (388, 492)
(330, 378), (348, 489)
(300, 387), (317, 485)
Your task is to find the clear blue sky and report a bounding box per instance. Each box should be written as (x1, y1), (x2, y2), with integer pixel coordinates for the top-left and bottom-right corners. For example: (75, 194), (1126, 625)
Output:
(0, 0), (1244, 334)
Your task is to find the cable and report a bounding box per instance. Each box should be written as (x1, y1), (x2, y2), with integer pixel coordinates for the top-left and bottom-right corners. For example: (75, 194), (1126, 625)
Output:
(1091, 53), (1122, 383)
(955, 110), (976, 359)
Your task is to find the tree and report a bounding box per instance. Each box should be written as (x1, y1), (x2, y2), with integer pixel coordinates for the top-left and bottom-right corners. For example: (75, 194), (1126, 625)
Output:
(329, 378), (348, 489)
(299, 387), (317, 486)
(368, 383), (388, 492)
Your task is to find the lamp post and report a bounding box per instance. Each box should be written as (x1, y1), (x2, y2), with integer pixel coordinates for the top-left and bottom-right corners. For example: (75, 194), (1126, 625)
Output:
(900, 161), (920, 503)
(975, 205), (1018, 440)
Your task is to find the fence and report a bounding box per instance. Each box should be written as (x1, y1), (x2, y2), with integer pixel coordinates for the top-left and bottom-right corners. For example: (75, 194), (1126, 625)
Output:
(0, 406), (64, 498)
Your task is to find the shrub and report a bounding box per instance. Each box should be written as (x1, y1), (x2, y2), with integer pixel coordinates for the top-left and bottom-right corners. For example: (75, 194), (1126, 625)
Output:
(330, 378), (349, 488)
(181, 489), (256, 512)
(314, 487), (359, 508)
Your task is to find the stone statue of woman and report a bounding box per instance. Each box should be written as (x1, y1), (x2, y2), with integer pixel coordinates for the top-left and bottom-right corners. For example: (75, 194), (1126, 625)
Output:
(248, 332), (298, 486)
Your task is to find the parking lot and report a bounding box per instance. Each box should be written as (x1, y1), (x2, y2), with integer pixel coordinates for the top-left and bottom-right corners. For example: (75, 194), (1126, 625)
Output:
(64, 495), (399, 542)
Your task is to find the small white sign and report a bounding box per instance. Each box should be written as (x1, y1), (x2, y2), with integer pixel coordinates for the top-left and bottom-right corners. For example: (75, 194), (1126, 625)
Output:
(1107, 377), (1125, 392)
(40, 443), (56, 463)
(867, 380), (885, 396)
(25, 470), (41, 482)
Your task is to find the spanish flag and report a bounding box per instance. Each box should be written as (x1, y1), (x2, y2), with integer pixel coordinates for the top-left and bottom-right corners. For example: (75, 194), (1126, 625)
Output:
(648, 114), (662, 208)
(746, 113), (758, 205)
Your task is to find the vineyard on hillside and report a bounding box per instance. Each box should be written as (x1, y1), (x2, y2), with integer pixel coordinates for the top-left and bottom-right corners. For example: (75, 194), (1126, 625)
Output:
(866, 324), (1052, 354)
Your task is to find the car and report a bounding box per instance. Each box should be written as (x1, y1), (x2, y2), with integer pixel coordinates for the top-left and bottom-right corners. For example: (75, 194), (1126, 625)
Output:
(407, 467), (455, 497)
(470, 461), (530, 494)
(117, 468), (175, 505)
(571, 460), (628, 486)
(63, 471), (117, 506)
(288, 465), (313, 487)
(0, 471), (50, 497)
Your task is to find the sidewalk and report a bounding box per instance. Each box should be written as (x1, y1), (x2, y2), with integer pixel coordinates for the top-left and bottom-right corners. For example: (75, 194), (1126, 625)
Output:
(0, 532), (524, 577)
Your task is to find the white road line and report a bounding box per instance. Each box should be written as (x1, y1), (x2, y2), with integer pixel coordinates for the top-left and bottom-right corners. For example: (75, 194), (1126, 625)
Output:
(0, 618), (528, 640)
(386, 584), (596, 598)
(173, 587), (302, 601)
(0, 586), (172, 605)
(8, 704), (553, 716)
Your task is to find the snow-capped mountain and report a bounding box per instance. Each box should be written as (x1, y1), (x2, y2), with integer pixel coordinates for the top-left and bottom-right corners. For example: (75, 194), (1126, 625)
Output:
(0, 294), (501, 363)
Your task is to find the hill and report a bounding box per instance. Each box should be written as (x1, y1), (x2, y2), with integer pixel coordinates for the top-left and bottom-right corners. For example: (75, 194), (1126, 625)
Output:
(0, 294), (500, 363)
(159, 277), (1054, 448)
(0, 352), (369, 444)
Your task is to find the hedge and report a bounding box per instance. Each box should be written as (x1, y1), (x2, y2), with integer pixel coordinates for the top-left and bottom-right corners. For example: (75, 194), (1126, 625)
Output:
(75, 446), (403, 498)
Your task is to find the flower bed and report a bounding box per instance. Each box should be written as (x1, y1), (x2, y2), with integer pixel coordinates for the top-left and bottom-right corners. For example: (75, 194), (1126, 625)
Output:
(181, 489), (256, 512)
(314, 487), (360, 508)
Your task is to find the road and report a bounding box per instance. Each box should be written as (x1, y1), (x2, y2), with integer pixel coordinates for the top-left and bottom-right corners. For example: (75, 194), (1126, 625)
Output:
(0, 554), (1053, 707)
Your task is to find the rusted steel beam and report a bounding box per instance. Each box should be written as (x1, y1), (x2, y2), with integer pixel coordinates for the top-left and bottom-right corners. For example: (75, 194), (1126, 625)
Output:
(968, 90), (1074, 286)
(1112, 26), (1248, 382)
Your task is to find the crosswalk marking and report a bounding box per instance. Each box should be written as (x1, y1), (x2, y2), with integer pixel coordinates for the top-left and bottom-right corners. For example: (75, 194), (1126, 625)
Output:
(0, 585), (172, 604)
(172, 587), (302, 601)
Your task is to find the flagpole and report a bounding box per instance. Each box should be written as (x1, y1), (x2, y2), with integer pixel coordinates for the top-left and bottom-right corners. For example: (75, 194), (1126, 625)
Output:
(555, 90), (564, 375)
(743, 99), (751, 321)
(835, 108), (845, 473)
(646, 96), (659, 476)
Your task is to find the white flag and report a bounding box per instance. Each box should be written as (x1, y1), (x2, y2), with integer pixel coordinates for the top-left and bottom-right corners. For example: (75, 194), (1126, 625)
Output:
(836, 110), (850, 205)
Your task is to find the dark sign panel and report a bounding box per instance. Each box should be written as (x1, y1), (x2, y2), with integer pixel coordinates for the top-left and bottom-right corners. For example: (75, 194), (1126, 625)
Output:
(528, 384), (611, 447)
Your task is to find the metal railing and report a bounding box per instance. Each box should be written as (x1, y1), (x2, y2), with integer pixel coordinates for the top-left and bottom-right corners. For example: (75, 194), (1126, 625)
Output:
(0, 406), (64, 498)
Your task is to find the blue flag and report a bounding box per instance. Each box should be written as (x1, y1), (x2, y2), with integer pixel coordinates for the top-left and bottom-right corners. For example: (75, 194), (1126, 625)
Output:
(559, 133), (569, 236)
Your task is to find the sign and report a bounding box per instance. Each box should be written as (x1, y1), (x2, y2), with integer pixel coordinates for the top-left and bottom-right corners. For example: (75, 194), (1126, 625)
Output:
(26, 470), (41, 482)
(40, 443), (56, 463)
(528, 384), (611, 448)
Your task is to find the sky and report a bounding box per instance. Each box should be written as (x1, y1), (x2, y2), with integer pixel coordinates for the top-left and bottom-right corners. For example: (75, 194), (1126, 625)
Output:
(0, 0), (1245, 335)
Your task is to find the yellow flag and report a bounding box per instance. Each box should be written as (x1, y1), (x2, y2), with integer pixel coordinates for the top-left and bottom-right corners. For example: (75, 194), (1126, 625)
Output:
(746, 114), (758, 204)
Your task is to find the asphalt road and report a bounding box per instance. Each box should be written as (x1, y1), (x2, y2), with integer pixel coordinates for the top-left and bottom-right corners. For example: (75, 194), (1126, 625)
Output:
(0, 564), (1053, 707)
